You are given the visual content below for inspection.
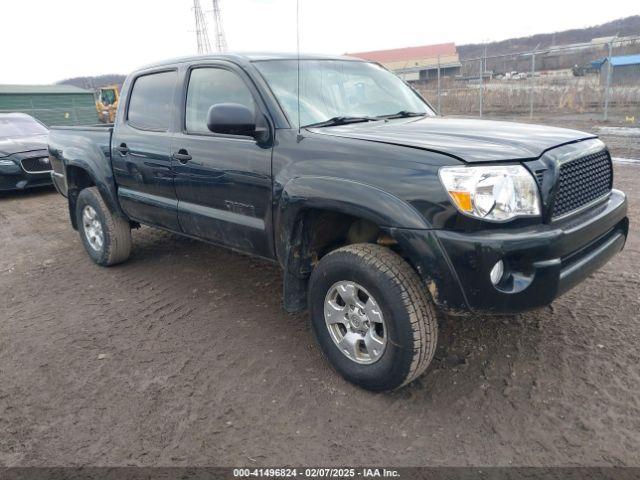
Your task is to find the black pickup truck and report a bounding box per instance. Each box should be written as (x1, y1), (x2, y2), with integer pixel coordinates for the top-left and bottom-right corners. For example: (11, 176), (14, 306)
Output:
(49, 53), (628, 391)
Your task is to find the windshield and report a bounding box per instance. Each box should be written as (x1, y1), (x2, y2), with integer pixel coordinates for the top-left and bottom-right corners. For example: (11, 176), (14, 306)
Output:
(254, 59), (434, 128)
(0, 116), (48, 138)
(100, 88), (117, 106)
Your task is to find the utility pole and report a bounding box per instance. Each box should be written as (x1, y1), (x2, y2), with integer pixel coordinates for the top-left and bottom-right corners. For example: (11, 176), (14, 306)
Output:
(529, 46), (539, 119)
(529, 51), (535, 118)
(212, 0), (228, 53)
(479, 43), (487, 117)
(603, 38), (615, 121)
(193, 0), (211, 54)
(437, 55), (441, 114)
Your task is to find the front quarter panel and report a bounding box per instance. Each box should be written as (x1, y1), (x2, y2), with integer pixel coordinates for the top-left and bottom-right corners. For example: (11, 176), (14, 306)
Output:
(272, 129), (459, 240)
(272, 129), (467, 311)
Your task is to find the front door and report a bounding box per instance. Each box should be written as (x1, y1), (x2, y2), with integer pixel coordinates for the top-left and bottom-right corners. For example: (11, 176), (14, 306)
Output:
(172, 64), (274, 258)
(111, 69), (180, 231)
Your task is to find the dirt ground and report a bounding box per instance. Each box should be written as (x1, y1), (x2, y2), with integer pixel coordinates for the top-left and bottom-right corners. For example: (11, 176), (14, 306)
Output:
(1, 124), (639, 467)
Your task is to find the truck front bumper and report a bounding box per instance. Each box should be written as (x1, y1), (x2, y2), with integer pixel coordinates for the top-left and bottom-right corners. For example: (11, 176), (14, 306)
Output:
(392, 189), (628, 314)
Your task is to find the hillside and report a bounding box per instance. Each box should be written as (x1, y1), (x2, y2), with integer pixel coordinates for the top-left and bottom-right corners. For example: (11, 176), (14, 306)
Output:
(52, 16), (640, 86)
(458, 15), (640, 60)
(57, 74), (126, 90)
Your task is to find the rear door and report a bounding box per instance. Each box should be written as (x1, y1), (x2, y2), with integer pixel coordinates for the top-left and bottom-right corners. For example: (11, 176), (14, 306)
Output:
(171, 63), (274, 258)
(111, 69), (180, 231)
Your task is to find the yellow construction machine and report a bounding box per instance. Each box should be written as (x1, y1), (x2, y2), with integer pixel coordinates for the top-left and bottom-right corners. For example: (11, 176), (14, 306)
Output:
(95, 85), (120, 123)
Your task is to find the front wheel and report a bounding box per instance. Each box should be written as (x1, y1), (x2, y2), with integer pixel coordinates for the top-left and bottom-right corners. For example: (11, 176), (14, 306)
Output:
(308, 243), (438, 391)
(76, 187), (132, 266)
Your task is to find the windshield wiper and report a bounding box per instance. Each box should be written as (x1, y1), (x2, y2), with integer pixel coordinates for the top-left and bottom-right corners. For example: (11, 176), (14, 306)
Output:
(303, 116), (378, 128)
(378, 110), (428, 119)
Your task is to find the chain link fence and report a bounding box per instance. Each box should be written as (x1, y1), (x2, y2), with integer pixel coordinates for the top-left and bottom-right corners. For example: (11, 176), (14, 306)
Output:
(413, 35), (640, 122)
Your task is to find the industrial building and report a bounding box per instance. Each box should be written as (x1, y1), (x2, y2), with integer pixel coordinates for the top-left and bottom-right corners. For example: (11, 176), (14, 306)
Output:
(348, 43), (461, 83)
(598, 54), (640, 86)
(0, 84), (98, 126)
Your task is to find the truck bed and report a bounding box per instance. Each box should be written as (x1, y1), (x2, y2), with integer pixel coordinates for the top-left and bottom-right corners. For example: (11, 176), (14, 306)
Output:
(48, 124), (114, 198)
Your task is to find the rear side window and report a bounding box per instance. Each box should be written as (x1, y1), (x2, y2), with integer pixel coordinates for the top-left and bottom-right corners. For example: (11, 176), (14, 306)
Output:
(127, 70), (177, 131)
(185, 68), (255, 134)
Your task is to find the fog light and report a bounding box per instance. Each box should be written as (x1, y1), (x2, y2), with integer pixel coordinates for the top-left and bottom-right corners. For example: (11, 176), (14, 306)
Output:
(490, 260), (505, 286)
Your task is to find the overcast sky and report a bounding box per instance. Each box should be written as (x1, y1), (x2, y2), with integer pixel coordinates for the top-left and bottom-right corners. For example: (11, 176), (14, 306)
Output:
(2, 0), (638, 84)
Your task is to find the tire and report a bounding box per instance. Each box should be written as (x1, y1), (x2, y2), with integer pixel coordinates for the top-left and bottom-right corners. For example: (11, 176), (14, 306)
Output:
(308, 243), (438, 391)
(76, 187), (132, 266)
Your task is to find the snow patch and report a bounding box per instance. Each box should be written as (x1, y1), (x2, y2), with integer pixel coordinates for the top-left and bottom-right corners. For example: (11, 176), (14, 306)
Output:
(613, 157), (640, 165)
(597, 127), (640, 137)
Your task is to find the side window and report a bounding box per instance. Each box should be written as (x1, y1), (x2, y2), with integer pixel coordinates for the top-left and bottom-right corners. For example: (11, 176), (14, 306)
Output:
(127, 70), (177, 131)
(185, 68), (256, 135)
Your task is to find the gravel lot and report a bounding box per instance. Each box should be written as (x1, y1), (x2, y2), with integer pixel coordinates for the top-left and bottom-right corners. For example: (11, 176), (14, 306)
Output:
(1, 124), (639, 467)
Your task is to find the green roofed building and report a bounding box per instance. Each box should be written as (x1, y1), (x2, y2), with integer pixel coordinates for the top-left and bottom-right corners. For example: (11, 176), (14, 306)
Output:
(0, 84), (99, 126)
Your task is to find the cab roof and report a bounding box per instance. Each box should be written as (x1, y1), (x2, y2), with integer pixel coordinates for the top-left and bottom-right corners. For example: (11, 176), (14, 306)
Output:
(137, 52), (365, 71)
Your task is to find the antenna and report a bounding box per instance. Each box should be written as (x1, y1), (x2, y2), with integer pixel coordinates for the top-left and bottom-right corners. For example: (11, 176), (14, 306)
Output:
(212, 0), (228, 53)
(296, 0), (301, 134)
(193, 0), (212, 54)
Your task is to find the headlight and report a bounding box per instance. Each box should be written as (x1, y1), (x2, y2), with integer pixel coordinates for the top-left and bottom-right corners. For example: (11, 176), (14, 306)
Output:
(439, 165), (541, 222)
(0, 159), (16, 166)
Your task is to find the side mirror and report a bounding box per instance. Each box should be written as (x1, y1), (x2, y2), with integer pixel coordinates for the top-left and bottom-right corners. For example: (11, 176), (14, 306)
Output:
(206, 103), (256, 137)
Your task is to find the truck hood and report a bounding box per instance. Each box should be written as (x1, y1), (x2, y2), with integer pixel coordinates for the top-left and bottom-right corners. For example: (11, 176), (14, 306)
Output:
(0, 134), (47, 157)
(309, 117), (597, 163)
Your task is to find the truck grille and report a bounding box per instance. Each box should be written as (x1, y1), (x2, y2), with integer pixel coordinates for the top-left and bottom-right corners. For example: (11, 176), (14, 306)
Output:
(20, 156), (53, 173)
(552, 150), (612, 218)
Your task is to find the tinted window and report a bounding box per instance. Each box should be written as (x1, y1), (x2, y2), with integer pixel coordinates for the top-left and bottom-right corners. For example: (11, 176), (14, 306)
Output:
(128, 71), (176, 131)
(100, 88), (117, 106)
(185, 68), (255, 134)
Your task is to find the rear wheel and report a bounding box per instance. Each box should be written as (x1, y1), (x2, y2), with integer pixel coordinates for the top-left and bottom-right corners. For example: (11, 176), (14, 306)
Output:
(308, 243), (438, 391)
(76, 187), (131, 266)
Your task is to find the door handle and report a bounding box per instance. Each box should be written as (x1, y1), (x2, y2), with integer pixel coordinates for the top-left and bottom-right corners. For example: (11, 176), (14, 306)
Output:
(172, 149), (192, 164)
(116, 143), (129, 155)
